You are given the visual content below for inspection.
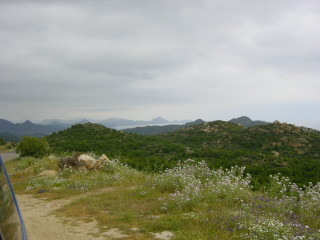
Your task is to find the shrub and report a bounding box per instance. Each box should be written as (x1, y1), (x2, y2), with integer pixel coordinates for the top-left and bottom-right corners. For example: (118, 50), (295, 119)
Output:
(16, 137), (50, 158)
(0, 138), (6, 145)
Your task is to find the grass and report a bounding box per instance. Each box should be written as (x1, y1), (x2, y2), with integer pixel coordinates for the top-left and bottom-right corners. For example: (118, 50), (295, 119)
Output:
(6, 155), (320, 239)
(0, 143), (16, 153)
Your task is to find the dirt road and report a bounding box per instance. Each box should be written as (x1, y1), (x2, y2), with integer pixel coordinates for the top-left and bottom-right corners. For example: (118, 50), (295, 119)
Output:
(1, 151), (19, 162)
(16, 195), (106, 240)
(16, 188), (135, 240)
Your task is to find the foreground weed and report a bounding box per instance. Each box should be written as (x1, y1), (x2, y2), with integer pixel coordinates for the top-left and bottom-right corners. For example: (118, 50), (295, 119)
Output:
(154, 159), (252, 211)
(7, 157), (320, 239)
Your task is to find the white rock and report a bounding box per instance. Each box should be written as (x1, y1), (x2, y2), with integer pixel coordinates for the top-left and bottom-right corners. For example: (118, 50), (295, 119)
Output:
(77, 154), (97, 169)
(98, 154), (110, 161)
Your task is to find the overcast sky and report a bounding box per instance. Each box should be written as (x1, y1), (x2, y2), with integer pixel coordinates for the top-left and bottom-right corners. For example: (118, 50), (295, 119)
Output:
(0, 0), (319, 129)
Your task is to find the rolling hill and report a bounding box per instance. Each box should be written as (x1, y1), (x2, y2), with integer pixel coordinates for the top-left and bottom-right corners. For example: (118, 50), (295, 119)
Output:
(46, 120), (320, 187)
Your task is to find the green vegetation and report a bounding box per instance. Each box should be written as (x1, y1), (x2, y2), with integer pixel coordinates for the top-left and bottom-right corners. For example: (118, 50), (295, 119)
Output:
(0, 133), (20, 143)
(7, 156), (320, 239)
(0, 138), (6, 145)
(6, 120), (319, 239)
(46, 121), (320, 188)
(0, 139), (16, 153)
(16, 136), (51, 158)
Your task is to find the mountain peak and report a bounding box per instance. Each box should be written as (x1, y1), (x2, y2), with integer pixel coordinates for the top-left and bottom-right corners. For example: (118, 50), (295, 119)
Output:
(22, 120), (34, 125)
(151, 117), (168, 124)
(79, 119), (89, 124)
(229, 116), (269, 128)
(230, 116), (252, 122)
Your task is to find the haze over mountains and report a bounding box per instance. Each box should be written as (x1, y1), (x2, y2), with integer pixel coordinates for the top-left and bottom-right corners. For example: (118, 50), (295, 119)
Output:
(0, 117), (190, 141)
(0, 116), (316, 142)
(123, 119), (206, 135)
(38, 117), (189, 128)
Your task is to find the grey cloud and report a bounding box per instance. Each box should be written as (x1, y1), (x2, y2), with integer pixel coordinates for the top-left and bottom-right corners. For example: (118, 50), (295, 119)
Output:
(0, 0), (319, 128)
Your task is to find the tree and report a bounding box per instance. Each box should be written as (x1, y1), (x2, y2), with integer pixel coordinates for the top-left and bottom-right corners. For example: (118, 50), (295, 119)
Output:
(0, 138), (6, 145)
(16, 137), (50, 158)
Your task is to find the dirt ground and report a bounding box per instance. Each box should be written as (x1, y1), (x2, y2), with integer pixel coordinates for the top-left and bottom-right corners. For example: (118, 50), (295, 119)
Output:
(16, 193), (133, 240)
(1, 151), (19, 162)
(17, 194), (105, 240)
(17, 193), (174, 240)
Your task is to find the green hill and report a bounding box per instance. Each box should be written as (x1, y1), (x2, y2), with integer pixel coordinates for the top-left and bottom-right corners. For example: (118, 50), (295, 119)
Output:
(46, 121), (320, 187)
(46, 123), (186, 172)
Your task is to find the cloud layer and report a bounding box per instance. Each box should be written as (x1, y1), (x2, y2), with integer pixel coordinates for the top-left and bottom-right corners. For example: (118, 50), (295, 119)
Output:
(0, 0), (319, 128)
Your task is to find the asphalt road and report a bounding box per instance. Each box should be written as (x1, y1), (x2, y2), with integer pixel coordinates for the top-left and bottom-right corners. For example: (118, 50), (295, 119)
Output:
(1, 151), (19, 162)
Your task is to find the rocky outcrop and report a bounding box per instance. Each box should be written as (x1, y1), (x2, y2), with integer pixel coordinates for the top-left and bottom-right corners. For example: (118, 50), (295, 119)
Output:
(78, 154), (97, 169)
(92, 154), (112, 170)
(59, 153), (111, 170)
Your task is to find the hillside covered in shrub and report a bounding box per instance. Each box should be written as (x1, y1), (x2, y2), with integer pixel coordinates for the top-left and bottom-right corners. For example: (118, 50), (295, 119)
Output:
(46, 121), (320, 187)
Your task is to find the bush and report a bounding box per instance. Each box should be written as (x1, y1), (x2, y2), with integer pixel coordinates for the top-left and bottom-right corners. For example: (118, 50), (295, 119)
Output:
(0, 138), (6, 145)
(16, 137), (50, 158)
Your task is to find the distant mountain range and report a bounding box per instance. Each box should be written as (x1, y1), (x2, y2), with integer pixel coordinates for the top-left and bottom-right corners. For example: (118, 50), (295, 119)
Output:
(38, 117), (189, 128)
(123, 119), (206, 135)
(0, 117), (190, 141)
(99, 117), (190, 129)
(123, 116), (269, 135)
(0, 116), (302, 141)
(0, 119), (65, 141)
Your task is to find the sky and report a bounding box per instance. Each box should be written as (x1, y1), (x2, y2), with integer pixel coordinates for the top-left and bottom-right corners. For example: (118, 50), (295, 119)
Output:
(0, 0), (319, 129)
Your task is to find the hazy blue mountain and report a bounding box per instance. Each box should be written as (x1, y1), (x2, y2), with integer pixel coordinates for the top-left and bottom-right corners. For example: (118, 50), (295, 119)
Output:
(40, 119), (83, 126)
(123, 119), (205, 135)
(44, 120), (67, 126)
(99, 117), (190, 128)
(0, 117), (191, 141)
(149, 117), (169, 124)
(99, 118), (137, 128)
(229, 116), (269, 127)
(0, 119), (15, 131)
(0, 119), (66, 141)
(79, 119), (90, 124)
(0, 116), (271, 142)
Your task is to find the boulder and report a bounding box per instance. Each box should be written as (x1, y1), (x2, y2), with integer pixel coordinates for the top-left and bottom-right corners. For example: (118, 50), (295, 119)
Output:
(93, 154), (112, 170)
(58, 153), (116, 170)
(77, 154), (97, 170)
(98, 154), (110, 161)
(38, 170), (58, 177)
